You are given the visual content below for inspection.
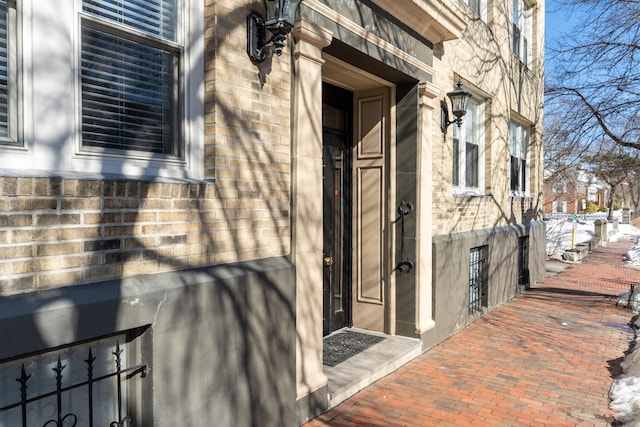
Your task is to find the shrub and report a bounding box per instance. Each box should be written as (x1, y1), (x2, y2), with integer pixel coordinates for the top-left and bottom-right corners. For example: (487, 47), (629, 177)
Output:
(585, 201), (600, 213)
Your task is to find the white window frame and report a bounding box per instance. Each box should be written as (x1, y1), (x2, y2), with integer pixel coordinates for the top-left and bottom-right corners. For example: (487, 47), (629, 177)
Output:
(552, 181), (566, 193)
(510, 120), (530, 196)
(0, 0), (20, 146)
(465, 0), (487, 22)
(453, 97), (485, 195)
(0, 0), (203, 180)
(78, 1), (183, 158)
(512, 0), (532, 67)
(552, 201), (567, 214)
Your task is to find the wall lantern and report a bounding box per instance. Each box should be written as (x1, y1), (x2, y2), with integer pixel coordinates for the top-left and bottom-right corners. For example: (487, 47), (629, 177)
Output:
(247, 0), (303, 63)
(441, 80), (472, 133)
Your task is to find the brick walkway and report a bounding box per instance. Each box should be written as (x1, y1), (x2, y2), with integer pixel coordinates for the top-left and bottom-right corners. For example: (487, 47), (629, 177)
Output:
(306, 237), (640, 426)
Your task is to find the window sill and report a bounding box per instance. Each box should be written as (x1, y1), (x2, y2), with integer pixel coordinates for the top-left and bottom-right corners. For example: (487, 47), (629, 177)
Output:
(511, 53), (533, 71)
(510, 192), (533, 199)
(452, 190), (491, 199)
(0, 168), (216, 185)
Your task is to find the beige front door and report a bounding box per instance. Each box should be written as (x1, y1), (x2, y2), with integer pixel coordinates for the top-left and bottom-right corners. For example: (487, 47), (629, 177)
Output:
(351, 87), (391, 333)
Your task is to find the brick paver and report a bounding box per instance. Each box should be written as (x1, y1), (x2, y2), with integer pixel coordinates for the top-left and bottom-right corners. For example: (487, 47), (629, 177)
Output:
(306, 237), (640, 426)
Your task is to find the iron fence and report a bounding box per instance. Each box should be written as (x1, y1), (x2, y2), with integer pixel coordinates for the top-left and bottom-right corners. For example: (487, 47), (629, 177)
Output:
(0, 342), (147, 427)
(543, 212), (616, 222)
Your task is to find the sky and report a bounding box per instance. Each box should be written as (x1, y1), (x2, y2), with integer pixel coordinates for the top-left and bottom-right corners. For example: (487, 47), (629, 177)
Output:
(544, 0), (576, 56)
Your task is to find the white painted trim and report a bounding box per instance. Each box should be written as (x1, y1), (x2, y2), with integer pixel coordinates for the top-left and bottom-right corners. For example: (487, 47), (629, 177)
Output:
(452, 97), (486, 195)
(3, 0), (204, 180)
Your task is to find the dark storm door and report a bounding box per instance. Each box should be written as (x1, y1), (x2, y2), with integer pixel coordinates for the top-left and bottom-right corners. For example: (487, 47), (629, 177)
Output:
(322, 88), (352, 337)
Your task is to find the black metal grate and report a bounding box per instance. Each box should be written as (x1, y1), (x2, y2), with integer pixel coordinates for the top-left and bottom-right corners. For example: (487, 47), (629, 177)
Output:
(0, 342), (147, 427)
(469, 246), (488, 314)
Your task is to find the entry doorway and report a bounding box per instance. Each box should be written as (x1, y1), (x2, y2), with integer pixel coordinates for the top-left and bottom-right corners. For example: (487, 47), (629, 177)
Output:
(321, 56), (394, 337)
(322, 83), (353, 336)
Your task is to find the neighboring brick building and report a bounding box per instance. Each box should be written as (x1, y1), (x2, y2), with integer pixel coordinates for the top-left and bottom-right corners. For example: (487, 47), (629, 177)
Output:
(0, 0), (545, 425)
(543, 168), (609, 215)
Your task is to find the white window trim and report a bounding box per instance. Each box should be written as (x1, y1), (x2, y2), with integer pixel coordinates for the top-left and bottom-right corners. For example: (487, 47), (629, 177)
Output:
(512, 0), (533, 68)
(76, 11), (183, 157)
(0, 0), (204, 180)
(552, 181), (566, 193)
(466, 0), (487, 22)
(552, 200), (567, 214)
(510, 120), (530, 197)
(0, 0), (20, 146)
(453, 97), (485, 196)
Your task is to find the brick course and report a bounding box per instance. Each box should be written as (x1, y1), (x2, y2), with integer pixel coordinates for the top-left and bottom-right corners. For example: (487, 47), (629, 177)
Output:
(0, 175), (290, 293)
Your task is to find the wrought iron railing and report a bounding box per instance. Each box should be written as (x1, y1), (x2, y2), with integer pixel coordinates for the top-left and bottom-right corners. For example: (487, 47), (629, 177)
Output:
(0, 342), (147, 427)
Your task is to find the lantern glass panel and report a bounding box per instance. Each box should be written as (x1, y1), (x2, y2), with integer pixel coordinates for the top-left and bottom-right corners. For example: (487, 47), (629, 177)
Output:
(451, 95), (469, 116)
(281, 0), (301, 24)
(263, 0), (280, 24)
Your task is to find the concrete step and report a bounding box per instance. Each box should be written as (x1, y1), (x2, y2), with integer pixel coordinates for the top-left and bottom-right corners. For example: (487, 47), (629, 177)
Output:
(323, 328), (422, 409)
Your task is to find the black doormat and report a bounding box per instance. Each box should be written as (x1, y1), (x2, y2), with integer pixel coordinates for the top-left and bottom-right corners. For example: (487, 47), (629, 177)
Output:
(323, 331), (385, 367)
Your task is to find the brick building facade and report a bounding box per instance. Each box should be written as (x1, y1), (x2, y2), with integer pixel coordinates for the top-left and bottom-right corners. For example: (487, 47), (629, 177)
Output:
(0, 0), (545, 425)
(543, 168), (609, 215)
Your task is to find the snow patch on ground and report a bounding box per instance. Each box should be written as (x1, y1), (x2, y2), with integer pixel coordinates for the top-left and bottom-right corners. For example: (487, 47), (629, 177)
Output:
(610, 313), (640, 426)
(610, 375), (640, 426)
(545, 217), (595, 256)
(617, 286), (640, 310)
(545, 215), (640, 258)
(624, 237), (640, 266)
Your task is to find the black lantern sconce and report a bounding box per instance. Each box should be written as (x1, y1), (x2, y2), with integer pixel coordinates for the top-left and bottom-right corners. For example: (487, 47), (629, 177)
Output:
(441, 79), (472, 133)
(247, 0), (303, 63)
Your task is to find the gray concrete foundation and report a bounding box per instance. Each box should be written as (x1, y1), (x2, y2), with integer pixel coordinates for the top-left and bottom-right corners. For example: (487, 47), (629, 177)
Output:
(0, 257), (296, 427)
(425, 222), (546, 350)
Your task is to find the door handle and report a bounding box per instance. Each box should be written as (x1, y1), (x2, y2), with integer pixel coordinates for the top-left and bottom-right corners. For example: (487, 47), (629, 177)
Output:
(395, 201), (415, 274)
(323, 256), (334, 266)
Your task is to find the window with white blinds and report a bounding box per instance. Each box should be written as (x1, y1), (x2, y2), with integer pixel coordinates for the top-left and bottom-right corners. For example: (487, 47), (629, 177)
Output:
(83, 0), (176, 41)
(0, 1), (7, 138)
(0, 0), (17, 145)
(80, 0), (180, 156)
